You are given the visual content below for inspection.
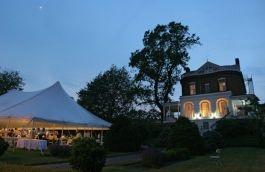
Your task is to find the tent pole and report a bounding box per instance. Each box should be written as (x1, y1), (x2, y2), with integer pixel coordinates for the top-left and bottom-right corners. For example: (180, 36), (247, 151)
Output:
(8, 117), (10, 128)
(67, 129), (70, 137)
(100, 130), (103, 145)
(8, 117), (14, 152)
(53, 124), (55, 142)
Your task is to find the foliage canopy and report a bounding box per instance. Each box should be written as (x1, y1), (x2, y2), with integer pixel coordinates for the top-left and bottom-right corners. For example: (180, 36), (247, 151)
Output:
(0, 69), (24, 95)
(129, 22), (200, 120)
(78, 65), (144, 121)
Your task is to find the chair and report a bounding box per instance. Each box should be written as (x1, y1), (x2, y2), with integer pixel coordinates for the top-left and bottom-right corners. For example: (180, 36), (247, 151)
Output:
(209, 149), (223, 167)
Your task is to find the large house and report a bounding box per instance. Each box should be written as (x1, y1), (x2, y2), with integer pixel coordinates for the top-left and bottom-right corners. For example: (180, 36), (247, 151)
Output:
(163, 58), (256, 132)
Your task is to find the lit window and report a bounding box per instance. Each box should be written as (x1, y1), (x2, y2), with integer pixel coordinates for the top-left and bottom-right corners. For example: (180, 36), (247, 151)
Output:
(218, 78), (226, 92)
(184, 102), (194, 119)
(205, 83), (210, 93)
(200, 100), (211, 118)
(217, 99), (228, 116)
(189, 82), (196, 95)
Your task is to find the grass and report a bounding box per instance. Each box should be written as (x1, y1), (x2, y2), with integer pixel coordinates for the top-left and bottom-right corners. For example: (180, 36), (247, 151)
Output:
(0, 147), (264, 172)
(0, 149), (67, 165)
(0, 164), (73, 172)
(103, 147), (265, 172)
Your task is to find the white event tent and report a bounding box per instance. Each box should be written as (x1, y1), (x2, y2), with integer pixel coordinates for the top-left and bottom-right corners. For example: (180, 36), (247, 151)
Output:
(0, 81), (111, 130)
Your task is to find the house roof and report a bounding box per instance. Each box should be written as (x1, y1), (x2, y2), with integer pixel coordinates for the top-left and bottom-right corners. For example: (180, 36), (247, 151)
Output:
(182, 60), (240, 78)
(0, 82), (111, 129)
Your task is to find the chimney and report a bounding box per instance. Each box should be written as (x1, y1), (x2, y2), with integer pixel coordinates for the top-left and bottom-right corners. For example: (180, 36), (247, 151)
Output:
(235, 58), (240, 69)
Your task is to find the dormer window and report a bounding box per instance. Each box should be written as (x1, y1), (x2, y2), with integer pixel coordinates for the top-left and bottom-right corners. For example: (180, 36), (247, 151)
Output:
(218, 78), (226, 92)
(189, 82), (196, 95)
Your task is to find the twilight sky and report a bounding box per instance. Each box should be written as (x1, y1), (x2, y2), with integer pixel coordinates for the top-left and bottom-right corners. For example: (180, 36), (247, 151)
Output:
(0, 0), (265, 102)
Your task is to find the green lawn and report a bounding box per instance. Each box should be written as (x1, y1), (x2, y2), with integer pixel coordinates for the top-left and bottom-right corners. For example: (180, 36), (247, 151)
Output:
(0, 149), (133, 166)
(0, 147), (265, 172)
(0, 149), (67, 165)
(0, 164), (73, 172)
(103, 147), (265, 172)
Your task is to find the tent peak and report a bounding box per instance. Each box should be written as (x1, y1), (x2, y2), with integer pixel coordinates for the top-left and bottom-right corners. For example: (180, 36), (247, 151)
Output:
(45, 81), (64, 91)
(50, 81), (62, 88)
(54, 81), (61, 85)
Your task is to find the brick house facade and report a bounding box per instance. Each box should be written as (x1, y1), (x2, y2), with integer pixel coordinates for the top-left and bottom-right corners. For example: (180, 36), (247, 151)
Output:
(163, 58), (256, 132)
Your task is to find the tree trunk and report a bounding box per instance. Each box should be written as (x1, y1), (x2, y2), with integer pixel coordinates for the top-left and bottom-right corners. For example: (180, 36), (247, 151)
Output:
(154, 80), (163, 121)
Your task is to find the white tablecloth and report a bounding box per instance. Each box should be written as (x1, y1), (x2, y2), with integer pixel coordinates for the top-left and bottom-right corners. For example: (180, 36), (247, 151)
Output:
(16, 139), (47, 151)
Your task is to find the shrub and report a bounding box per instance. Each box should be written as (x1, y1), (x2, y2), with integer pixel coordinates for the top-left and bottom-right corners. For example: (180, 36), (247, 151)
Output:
(70, 138), (106, 172)
(203, 131), (224, 152)
(216, 119), (261, 147)
(163, 148), (190, 162)
(216, 119), (257, 138)
(259, 135), (265, 148)
(167, 117), (206, 155)
(142, 122), (163, 147)
(224, 136), (260, 147)
(48, 144), (71, 157)
(142, 148), (163, 168)
(0, 137), (9, 156)
(155, 126), (171, 147)
(104, 116), (148, 152)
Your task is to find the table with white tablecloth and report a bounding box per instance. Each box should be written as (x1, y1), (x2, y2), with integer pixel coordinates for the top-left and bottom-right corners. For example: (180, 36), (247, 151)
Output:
(16, 139), (47, 151)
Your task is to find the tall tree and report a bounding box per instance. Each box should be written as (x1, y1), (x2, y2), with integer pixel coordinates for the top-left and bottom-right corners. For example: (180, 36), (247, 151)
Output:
(77, 65), (141, 122)
(0, 69), (24, 95)
(129, 22), (200, 120)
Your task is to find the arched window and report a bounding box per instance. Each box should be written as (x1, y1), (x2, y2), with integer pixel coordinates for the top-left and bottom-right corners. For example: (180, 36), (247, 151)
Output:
(183, 102), (194, 119)
(200, 100), (211, 118)
(217, 99), (228, 117)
